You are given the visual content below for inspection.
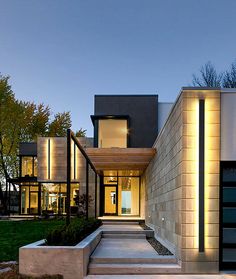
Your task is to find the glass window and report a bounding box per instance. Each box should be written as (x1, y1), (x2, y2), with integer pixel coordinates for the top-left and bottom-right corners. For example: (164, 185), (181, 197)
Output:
(34, 157), (38, 176)
(223, 248), (236, 262)
(223, 188), (236, 203)
(104, 176), (117, 185)
(21, 156), (37, 177)
(223, 167), (236, 182)
(223, 228), (236, 244)
(98, 119), (128, 148)
(21, 185), (39, 214)
(21, 187), (29, 214)
(41, 183), (79, 215)
(22, 157), (33, 177)
(223, 208), (236, 223)
(118, 177), (139, 215)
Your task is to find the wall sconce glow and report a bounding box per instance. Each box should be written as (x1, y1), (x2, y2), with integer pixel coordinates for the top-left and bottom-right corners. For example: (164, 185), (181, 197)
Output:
(199, 99), (205, 252)
(48, 139), (51, 180)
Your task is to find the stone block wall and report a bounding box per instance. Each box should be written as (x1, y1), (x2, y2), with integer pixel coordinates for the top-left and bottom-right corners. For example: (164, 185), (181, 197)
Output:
(144, 89), (221, 273)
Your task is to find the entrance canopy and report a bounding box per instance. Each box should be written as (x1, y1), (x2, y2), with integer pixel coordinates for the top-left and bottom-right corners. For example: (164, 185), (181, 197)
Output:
(85, 148), (156, 175)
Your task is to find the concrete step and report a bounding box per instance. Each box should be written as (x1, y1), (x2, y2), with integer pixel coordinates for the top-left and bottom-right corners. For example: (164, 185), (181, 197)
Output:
(90, 255), (177, 264)
(102, 221), (140, 225)
(102, 233), (146, 239)
(102, 230), (154, 237)
(88, 263), (181, 274)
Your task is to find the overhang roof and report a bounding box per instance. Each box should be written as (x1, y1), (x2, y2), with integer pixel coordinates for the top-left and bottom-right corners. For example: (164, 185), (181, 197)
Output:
(85, 148), (156, 174)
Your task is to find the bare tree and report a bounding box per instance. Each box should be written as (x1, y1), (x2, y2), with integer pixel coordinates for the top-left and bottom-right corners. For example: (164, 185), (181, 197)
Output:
(222, 61), (236, 88)
(192, 61), (222, 87)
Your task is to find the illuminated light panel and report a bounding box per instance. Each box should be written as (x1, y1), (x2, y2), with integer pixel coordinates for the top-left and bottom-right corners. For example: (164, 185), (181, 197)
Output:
(198, 99), (205, 252)
(47, 139), (51, 180)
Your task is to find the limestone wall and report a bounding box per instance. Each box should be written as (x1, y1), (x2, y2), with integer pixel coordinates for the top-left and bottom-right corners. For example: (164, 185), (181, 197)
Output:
(144, 89), (221, 273)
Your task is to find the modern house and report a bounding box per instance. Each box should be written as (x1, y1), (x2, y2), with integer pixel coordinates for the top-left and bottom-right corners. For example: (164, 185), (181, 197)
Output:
(9, 88), (236, 272)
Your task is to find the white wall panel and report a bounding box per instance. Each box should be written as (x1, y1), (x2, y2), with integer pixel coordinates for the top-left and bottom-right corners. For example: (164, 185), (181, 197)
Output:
(221, 91), (236, 160)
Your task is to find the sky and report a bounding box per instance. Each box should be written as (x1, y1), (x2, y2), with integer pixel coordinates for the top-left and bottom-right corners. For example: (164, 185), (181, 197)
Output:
(1, 0), (236, 136)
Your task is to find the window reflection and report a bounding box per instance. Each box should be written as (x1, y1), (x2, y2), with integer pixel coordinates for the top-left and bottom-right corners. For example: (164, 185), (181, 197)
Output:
(41, 183), (79, 214)
(21, 156), (37, 177)
(98, 119), (128, 148)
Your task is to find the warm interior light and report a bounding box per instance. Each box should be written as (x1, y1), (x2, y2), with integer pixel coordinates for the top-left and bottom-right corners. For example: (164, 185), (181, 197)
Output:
(47, 139), (51, 180)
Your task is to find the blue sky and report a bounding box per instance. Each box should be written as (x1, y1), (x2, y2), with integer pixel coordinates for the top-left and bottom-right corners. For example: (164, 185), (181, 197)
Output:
(1, 0), (236, 136)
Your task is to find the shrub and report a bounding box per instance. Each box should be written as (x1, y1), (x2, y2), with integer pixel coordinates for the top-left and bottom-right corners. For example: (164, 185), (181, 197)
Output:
(45, 218), (102, 246)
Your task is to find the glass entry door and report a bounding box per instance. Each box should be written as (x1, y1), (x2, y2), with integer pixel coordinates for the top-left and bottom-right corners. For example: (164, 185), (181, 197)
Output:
(104, 186), (117, 215)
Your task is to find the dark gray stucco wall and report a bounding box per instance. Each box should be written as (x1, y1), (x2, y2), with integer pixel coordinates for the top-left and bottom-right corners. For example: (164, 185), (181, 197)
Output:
(19, 142), (37, 156)
(94, 95), (158, 148)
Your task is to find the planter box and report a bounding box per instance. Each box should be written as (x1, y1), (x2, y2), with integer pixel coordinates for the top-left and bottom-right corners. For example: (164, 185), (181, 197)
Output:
(19, 229), (102, 279)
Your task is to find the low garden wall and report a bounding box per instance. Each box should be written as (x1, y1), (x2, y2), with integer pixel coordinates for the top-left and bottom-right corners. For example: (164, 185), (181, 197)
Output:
(19, 228), (102, 279)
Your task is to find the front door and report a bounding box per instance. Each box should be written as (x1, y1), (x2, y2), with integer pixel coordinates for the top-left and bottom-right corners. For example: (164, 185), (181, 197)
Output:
(104, 185), (118, 215)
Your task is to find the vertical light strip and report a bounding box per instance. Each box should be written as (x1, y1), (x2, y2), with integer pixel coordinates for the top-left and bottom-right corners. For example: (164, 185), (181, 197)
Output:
(74, 142), (76, 180)
(199, 99), (205, 252)
(48, 139), (51, 180)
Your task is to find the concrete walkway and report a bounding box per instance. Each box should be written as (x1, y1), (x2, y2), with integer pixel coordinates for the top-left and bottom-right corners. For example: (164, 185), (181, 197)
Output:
(91, 238), (162, 260)
(89, 222), (180, 275)
(85, 275), (236, 279)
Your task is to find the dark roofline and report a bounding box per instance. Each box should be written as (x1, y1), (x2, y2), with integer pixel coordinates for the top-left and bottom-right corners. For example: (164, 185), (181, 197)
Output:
(182, 87), (221, 90)
(90, 115), (130, 125)
(94, 94), (158, 97)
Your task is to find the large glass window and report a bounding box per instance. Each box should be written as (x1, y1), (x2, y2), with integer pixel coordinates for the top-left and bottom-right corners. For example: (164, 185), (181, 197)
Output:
(98, 119), (128, 148)
(41, 183), (79, 214)
(21, 185), (39, 214)
(118, 177), (139, 215)
(21, 156), (37, 177)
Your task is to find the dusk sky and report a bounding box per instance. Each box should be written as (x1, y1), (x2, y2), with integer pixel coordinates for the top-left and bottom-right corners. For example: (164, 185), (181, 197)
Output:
(1, 0), (236, 136)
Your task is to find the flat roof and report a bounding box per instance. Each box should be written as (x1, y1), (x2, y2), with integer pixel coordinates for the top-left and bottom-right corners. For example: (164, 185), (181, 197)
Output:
(85, 148), (156, 175)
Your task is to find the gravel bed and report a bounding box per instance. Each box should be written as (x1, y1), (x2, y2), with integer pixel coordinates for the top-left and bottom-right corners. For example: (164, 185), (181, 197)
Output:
(139, 223), (173, 255)
(147, 237), (173, 255)
(139, 222), (152, 230)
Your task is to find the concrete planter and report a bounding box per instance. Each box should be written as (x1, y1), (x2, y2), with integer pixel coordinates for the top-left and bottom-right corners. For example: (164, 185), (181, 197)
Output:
(19, 229), (102, 279)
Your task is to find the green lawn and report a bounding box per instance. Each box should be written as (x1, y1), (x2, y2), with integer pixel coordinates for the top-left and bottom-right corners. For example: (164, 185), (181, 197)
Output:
(0, 219), (65, 262)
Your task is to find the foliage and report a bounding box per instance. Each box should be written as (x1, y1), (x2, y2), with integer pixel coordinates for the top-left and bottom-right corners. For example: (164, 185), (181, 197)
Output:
(73, 193), (94, 216)
(192, 61), (222, 87)
(192, 60), (236, 88)
(222, 61), (236, 88)
(75, 128), (86, 137)
(0, 74), (73, 210)
(46, 217), (101, 246)
(0, 219), (65, 261)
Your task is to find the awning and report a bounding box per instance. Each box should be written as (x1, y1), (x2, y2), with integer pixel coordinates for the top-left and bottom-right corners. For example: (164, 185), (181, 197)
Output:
(85, 148), (156, 174)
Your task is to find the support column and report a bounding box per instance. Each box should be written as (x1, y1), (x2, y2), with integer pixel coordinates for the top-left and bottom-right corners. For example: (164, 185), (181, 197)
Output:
(86, 161), (89, 219)
(66, 129), (71, 226)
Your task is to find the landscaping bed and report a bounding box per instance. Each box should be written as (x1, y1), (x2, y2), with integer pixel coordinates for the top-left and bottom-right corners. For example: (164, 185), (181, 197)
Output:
(45, 217), (101, 246)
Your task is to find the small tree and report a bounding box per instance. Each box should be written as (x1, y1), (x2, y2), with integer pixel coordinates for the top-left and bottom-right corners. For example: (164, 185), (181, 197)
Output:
(192, 61), (222, 87)
(73, 192), (93, 217)
(222, 61), (236, 88)
(75, 128), (86, 137)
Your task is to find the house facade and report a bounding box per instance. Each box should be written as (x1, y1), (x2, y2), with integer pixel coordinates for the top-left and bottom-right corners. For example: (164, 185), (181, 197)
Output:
(10, 88), (236, 272)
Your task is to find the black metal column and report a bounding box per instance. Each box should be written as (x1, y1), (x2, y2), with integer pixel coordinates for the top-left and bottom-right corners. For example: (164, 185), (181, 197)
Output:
(38, 183), (41, 215)
(66, 129), (71, 226)
(95, 173), (97, 218)
(86, 161), (89, 220)
(199, 99), (205, 252)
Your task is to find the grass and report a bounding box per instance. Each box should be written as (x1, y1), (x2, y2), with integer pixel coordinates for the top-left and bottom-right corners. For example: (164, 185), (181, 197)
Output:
(0, 219), (65, 262)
